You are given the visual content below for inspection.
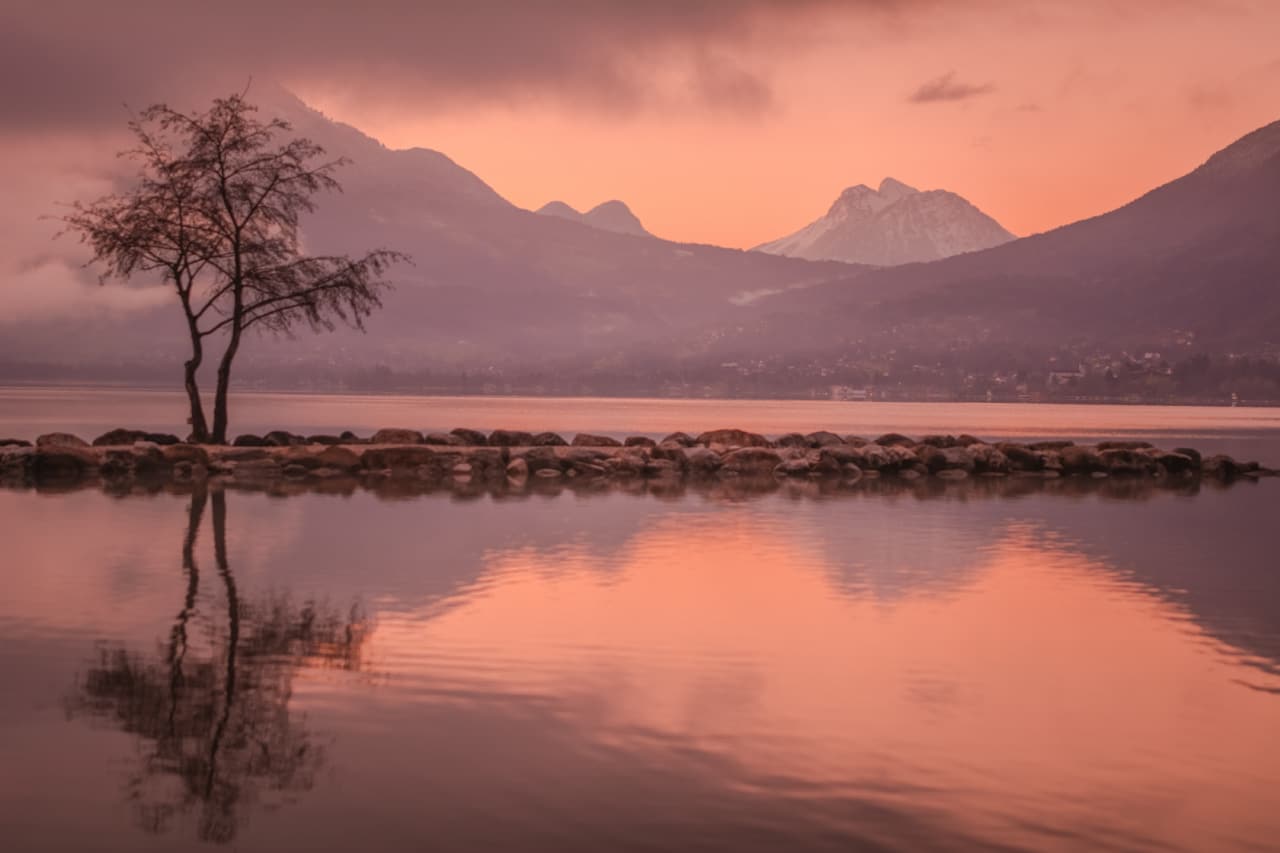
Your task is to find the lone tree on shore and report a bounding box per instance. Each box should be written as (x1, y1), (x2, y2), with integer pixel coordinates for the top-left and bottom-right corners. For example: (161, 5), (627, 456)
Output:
(64, 94), (405, 443)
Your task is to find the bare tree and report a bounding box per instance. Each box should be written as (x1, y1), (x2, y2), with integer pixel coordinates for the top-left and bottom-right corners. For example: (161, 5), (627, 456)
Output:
(64, 93), (406, 443)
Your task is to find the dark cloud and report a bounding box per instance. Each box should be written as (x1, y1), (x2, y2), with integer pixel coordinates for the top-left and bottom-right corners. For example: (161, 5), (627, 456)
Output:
(0, 0), (929, 132)
(907, 71), (995, 104)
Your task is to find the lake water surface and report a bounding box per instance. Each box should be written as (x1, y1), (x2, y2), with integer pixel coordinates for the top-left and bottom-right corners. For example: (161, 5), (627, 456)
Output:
(2, 390), (1279, 851)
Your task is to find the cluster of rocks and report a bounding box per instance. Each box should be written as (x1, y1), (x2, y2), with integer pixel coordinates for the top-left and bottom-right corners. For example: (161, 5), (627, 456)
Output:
(1, 427), (1275, 493)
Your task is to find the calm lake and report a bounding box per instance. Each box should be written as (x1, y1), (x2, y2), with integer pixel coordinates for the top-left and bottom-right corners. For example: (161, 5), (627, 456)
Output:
(2, 389), (1279, 851)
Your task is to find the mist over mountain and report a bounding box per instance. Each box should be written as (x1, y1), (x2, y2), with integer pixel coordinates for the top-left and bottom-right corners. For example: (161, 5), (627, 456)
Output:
(536, 200), (652, 237)
(755, 178), (1015, 265)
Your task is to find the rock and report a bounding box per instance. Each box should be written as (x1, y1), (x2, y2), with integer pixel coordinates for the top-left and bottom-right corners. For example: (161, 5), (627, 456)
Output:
(1098, 448), (1155, 476)
(506, 457), (529, 479)
(263, 430), (305, 447)
(815, 445), (860, 474)
(776, 433), (809, 448)
(842, 435), (870, 447)
(853, 443), (893, 471)
(997, 443), (1043, 471)
(874, 433), (915, 447)
(805, 431), (845, 448)
(361, 445), (438, 470)
(775, 458), (812, 477)
(161, 444), (210, 467)
(1029, 440), (1074, 451)
(967, 444), (1010, 474)
(1155, 451), (1197, 475)
(371, 428), (424, 445)
(1203, 454), (1243, 479)
(956, 434), (984, 447)
(1172, 447), (1203, 467)
(36, 432), (88, 448)
(884, 444), (921, 471)
(488, 429), (534, 447)
(315, 445), (362, 471)
(232, 434), (267, 447)
(339, 431), (364, 444)
(695, 429), (771, 449)
(1097, 440), (1154, 451)
(720, 447), (783, 475)
(532, 432), (568, 446)
(510, 446), (561, 474)
(679, 446), (723, 475)
(425, 432), (466, 446)
(144, 432), (181, 446)
(444, 427), (484, 446)
(306, 434), (342, 445)
(32, 445), (98, 479)
(624, 436), (656, 448)
(1059, 446), (1102, 474)
(572, 433), (622, 447)
(534, 467), (562, 479)
(0, 438), (32, 448)
(660, 432), (696, 447)
(920, 435), (960, 448)
(92, 428), (148, 446)
(643, 458), (680, 477)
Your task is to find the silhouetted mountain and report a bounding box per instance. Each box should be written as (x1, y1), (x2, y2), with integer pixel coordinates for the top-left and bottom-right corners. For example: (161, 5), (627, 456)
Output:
(755, 178), (1014, 265)
(536, 199), (652, 237)
(741, 121), (1280, 352)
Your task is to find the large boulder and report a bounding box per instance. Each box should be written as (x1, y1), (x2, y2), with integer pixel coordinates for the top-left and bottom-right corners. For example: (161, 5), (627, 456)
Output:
(806, 431), (845, 448)
(264, 430), (305, 447)
(488, 429), (534, 447)
(967, 444), (1010, 474)
(673, 446), (719, 475)
(532, 432), (568, 447)
(1099, 448), (1156, 476)
(371, 428), (424, 445)
(1154, 451), (1197, 475)
(424, 432), (466, 446)
(1059, 446), (1103, 474)
(775, 433), (809, 448)
(624, 436), (657, 448)
(720, 447), (783, 475)
(450, 428), (488, 446)
(306, 434), (342, 445)
(232, 434), (267, 447)
(852, 443), (893, 472)
(92, 428), (148, 446)
(315, 445), (363, 471)
(1097, 440), (1154, 451)
(919, 435), (960, 448)
(572, 433), (622, 447)
(660, 432), (696, 447)
(32, 445), (98, 480)
(36, 432), (88, 449)
(1029, 440), (1074, 451)
(509, 446), (561, 474)
(997, 443), (1043, 471)
(695, 429), (772, 449)
(161, 443), (211, 467)
(361, 445), (438, 470)
(0, 438), (32, 448)
(1172, 447), (1203, 467)
(874, 433), (915, 447)
(815, 445), (860, 475)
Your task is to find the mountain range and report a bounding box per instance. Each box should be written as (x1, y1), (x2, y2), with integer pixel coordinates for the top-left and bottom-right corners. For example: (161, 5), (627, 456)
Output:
(5, 87), (1279, 389)
(535, 200), (652, 237)
(755, 178), (1015, 265)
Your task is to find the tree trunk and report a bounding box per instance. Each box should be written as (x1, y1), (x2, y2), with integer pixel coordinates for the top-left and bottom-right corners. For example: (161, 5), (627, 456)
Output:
(184, 353), (209, 444)
(210, 324), (241, 445)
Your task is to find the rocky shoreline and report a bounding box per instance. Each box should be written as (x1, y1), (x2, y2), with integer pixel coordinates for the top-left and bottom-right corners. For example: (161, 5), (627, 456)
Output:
(1, 427), (1275, 496)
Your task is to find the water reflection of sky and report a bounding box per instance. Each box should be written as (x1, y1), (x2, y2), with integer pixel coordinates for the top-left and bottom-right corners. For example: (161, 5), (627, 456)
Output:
(2, 482), (1279, 851)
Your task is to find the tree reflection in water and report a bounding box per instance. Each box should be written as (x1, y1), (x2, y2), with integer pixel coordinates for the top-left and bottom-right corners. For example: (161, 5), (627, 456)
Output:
(69, 485), (368, 844)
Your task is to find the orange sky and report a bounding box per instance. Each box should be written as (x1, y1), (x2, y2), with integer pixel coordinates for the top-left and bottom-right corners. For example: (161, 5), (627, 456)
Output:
(298, 2), (1280, 248)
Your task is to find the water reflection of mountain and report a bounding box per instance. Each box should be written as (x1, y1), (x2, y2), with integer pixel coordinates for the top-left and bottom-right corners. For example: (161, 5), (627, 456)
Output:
(69, 487), (368, 845)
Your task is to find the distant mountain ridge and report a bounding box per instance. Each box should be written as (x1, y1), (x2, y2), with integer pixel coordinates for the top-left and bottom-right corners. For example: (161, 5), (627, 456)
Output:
(755, 178), (1015, 265)
(535, 199), (652, 237)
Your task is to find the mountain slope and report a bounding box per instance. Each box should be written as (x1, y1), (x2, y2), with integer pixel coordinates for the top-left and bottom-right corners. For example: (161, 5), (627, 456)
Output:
(744, 120), (1280, 352)
(535, 199), (652, 237)
(755, 178), (1015, 265)
(1, 87), (858, 371)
